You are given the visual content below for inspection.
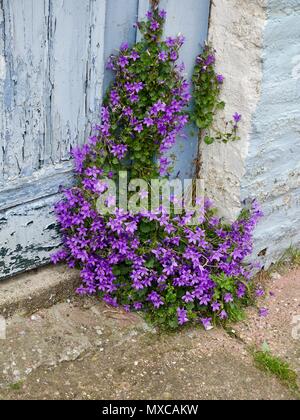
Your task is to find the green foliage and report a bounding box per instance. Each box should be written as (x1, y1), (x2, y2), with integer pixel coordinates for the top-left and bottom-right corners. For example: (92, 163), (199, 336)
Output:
(9, 381), (23, 391)
(253, 350), (299, 392)
(94, 17), (186, 181)
(191, 45), (241, 145)
(55, 8), (262, 333)
(270, 247), (300, 273)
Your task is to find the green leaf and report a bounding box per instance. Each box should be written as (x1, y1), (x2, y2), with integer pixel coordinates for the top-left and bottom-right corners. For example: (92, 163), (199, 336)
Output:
(196, 119), (204, 129)
(168, 319), (179, 329)
(204, 136), (214, 145)
(216, 101), (226, 110)
(139, 222), (152, 233)
(145, 258), (155, 269)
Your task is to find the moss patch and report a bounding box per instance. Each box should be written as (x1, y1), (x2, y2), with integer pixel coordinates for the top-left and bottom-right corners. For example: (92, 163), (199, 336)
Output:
(253, 350), (299, 394)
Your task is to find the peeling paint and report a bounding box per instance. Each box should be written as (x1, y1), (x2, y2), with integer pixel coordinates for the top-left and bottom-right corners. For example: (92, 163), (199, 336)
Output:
(0, 55), (5, 79)
(0, 195), (61, 278)
(0, 0), (108, 182)
(0, 0), (139, 279)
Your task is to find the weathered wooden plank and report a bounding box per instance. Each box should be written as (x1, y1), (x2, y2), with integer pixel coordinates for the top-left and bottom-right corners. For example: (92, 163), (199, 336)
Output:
(0, 0), (139, 280)
(154, 0), (210, 178)
(136, 0), (150, 42)
(0, 0), (107, 203)
(0, 1), (5, 184)
(48, 0), (94, 163)
(85, 0), (107, 133)
(0, 162), (74, 211)
(1, 0), (49, 181)
(103, 0), (139, 92)
(0, 195), (61, 278)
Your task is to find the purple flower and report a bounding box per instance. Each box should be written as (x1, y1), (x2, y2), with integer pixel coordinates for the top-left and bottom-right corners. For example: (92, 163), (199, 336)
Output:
(177, 308), (188, 325)
(237, 284), (246, 299)
(211, 302), (221, 312)
(224, 293), (233, 303)
(150, 20), (160, 31)
(129, 93), (139, 103)
(201, 318), (212, 330)
(110, 90), (120, 107)
(120, 42), (129, 51)
(134, 123), (143, 133)
(177, 35), (185, 46)
(170, 50), (178, 61)
(147, 291), (164, 309)
(106, 195), (116, 208)
(165, 37), (176, 48)
(118, 55), (129, 68)
(259, 308), (269, 318)
(146, 10), (153, 20)
(159, 9), (167, 19)
(159, 156), (171, 176)
(111, 144), (128, 159)
(139, 190), (149, 199)
(205, 54), (215, 66)
(199, 295), (211, 306)
(144, 117), (154, 127)
(219, 310), (228, 320)
(151, 100), (166, 115)
(182, 292), (194, 303)
(216, 74), (224, 84)
(134, 302), (143, 311)
(233, 112), (242, 123)
(106, 56), (115, 70)
(71, 144), (91, 173)
(134, 82), (144, 93)
(103, 295), (118, 307)
(123, 107), (133, 117)
(51, 250), (67, 264)
(158, 51), (168, 62)
(256, 289), (265, 298)
(130, 51), (140, 61)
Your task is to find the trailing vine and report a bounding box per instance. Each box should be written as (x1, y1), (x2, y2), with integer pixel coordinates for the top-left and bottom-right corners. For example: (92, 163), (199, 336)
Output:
(191, 45), (241, 145)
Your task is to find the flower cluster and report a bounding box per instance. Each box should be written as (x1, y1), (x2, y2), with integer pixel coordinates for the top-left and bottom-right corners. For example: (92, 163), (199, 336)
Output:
(52, 8), (263, 330)
(77, 8), (191, 181)
(53, 185), (262, 329)
(191, 45), (241, 145)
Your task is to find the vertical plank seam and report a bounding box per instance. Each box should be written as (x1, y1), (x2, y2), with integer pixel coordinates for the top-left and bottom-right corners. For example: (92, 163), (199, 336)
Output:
(44, 0), (54, 167)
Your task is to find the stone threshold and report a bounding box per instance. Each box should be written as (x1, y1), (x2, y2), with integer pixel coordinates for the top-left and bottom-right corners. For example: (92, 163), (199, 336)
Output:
(0, 265), (80, 318)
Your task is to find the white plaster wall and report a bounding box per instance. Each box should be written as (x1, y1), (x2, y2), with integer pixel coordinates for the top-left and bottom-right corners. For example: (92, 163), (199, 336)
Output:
(202, 0), (300, 267)
(242, 0), (300, 266)
(200, 0), (267, 220)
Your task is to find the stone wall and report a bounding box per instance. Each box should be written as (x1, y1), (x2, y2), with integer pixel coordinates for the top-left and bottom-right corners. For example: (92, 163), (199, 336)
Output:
(202, 0), (300, 267)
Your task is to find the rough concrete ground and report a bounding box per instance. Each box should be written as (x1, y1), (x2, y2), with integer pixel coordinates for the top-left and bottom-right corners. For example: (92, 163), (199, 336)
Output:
(0, 267), (299, 400)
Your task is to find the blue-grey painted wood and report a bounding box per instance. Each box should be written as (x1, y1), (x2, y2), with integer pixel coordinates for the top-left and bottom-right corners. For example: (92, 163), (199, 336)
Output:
(0, 163), (74, 212)
(0, 195), (62, 278)
(103, 0), (139, 93)
(160, 0), (210, 179)
(0, 0), (106, 187)
(0, 0), (141, 279)
(0, 0), (108, 279)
